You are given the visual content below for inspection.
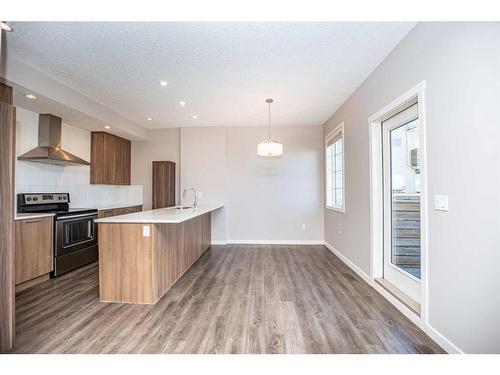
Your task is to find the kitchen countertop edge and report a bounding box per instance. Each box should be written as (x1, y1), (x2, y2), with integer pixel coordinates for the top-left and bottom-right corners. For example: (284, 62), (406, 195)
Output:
(95, 204), (223, 224)
(15, 213), (55, 221)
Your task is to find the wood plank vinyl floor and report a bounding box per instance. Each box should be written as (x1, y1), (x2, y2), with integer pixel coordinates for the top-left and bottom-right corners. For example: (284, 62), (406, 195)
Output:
(12, 245), (445, 354)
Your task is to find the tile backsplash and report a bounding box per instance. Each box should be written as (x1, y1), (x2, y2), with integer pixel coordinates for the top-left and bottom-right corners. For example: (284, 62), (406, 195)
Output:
(15, 107), (143, 209)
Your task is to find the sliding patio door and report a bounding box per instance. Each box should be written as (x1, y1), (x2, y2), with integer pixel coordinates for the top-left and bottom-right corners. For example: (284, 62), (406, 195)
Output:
(382, 103), (421, 302)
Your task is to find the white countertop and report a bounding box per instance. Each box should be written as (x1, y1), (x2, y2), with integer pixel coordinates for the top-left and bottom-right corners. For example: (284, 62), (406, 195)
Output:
(95, 204), (223, 224)
(15, 212), (55, 221)
(91, 203), (143, 211)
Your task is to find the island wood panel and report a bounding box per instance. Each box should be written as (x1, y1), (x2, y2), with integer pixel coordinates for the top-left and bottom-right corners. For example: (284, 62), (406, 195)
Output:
(177, 218), (192, 273)
(152, 161), (175, 209)
(153, 223), (178, 298)
(0, 82), (15, 353)
(98, 212), (211, 304)
(99, 224), (154, 304)
(179, 215), (198, 273)
(201, 213), (211, 257)
(14, 217), (53, 285)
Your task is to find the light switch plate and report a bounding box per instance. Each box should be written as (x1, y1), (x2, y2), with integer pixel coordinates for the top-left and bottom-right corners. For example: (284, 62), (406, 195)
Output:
(434, 195), (449, 211)
(143, 225), (151, 237)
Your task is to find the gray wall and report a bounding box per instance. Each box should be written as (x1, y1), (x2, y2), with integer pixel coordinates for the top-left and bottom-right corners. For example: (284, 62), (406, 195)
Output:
(180, 127), (227, 242)
(131, 128), (180, 210)
(226, 126), (324, 242)
(323, 22), (500, 353)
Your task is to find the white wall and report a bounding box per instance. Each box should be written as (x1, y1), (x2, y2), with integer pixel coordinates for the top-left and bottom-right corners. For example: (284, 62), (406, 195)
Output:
(132, 125), (324, 243)
(131, 128), (180, 210)
(323, 22), (500, 353)
(15, 107), (143, 208)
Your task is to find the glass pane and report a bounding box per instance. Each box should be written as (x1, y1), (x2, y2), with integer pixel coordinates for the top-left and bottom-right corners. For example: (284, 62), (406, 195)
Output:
(326, 144), (333, 207)
(335, 189), (342, 206)
(326, 188), (333, 207)
(390, 120), (421, 279)
(334, 170), (342, 189)
(335, 151), (342, 170)
(334, 139), (342, 154)
(326, 145), (333, 173)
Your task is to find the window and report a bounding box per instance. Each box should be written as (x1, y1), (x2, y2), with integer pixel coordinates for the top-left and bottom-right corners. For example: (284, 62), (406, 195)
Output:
(325, 122), (344, 212)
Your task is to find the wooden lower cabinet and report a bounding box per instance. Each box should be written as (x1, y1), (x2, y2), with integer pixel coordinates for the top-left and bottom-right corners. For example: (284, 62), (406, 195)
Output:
(98, 213), (211, 304)
(97, 205), (142, 219)
(15, 217), (53, 288)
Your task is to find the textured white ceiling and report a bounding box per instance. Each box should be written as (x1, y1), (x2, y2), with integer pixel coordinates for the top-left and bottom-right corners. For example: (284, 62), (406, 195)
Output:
(7, 22), (415, 129)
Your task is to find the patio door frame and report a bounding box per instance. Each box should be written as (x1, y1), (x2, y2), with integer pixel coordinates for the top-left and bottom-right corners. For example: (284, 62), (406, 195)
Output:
(382, 103), (421, 302)
(368, 81), (428, 327)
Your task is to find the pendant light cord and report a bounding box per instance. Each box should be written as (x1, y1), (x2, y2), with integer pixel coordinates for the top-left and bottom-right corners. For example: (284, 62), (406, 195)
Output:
(268, 100), (271, 140)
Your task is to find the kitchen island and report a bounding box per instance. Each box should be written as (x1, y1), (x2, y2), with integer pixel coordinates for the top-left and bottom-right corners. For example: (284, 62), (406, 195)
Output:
(96, 205), (222, 304)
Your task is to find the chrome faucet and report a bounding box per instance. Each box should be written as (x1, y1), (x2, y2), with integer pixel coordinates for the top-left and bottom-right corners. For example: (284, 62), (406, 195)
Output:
(183, 187), (198, 208)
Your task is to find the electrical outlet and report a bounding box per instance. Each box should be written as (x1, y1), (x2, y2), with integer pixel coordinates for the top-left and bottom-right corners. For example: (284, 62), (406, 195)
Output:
(143, 225), (150, 237)
(301, 224), (306, 231)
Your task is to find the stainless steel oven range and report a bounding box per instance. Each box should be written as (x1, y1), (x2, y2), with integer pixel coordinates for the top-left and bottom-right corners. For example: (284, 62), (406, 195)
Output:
(17, 193), (98, 276)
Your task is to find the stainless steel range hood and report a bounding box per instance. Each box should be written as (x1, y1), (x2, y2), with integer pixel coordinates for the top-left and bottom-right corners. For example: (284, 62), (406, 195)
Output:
(17, 114), (90, 166)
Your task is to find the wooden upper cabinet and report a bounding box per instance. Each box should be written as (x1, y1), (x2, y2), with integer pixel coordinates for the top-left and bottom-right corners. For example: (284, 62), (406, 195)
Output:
(152, 161), (176, 209)
(91, 132), (131, 185)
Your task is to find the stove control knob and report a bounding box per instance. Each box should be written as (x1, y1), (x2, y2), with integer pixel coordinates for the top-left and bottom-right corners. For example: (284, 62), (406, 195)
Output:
(27, 197), (31, 201)
(33, 197), (38, 201)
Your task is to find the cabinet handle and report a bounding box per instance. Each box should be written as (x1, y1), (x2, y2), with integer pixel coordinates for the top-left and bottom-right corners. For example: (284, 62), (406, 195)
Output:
(24, 219), (42, 224)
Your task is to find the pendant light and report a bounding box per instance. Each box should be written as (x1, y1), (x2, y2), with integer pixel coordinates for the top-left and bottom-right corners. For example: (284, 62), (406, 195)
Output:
(257, 98), (283, 157)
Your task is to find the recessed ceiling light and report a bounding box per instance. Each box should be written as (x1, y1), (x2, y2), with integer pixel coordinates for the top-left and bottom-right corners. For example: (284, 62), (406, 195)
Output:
(146, 117), (153, 121)
(0, 22), (13, 32)
(192, 115), (198, 119)
(179, 101), (186, 106)
(104, 125), (111, 129)
(24, 94), (37, 100)
(159, 80), (168, 87)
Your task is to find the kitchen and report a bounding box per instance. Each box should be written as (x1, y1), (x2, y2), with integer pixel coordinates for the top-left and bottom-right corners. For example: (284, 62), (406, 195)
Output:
(1, 13), (499, 369)
(13, 106), (226, 295)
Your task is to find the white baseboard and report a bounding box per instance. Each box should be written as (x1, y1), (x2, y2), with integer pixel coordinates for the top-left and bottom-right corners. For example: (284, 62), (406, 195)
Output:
(425, 324), (463, 354)
(372, 280), (422, 327)
(211, 240), (227, 245)
(323, 241), (371, 283)
(226, 239), (325, 245)
(323, 240), (464, 354)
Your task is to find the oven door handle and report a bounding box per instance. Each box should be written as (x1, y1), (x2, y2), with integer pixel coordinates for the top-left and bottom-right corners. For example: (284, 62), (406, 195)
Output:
(56, 213), (97, 220)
